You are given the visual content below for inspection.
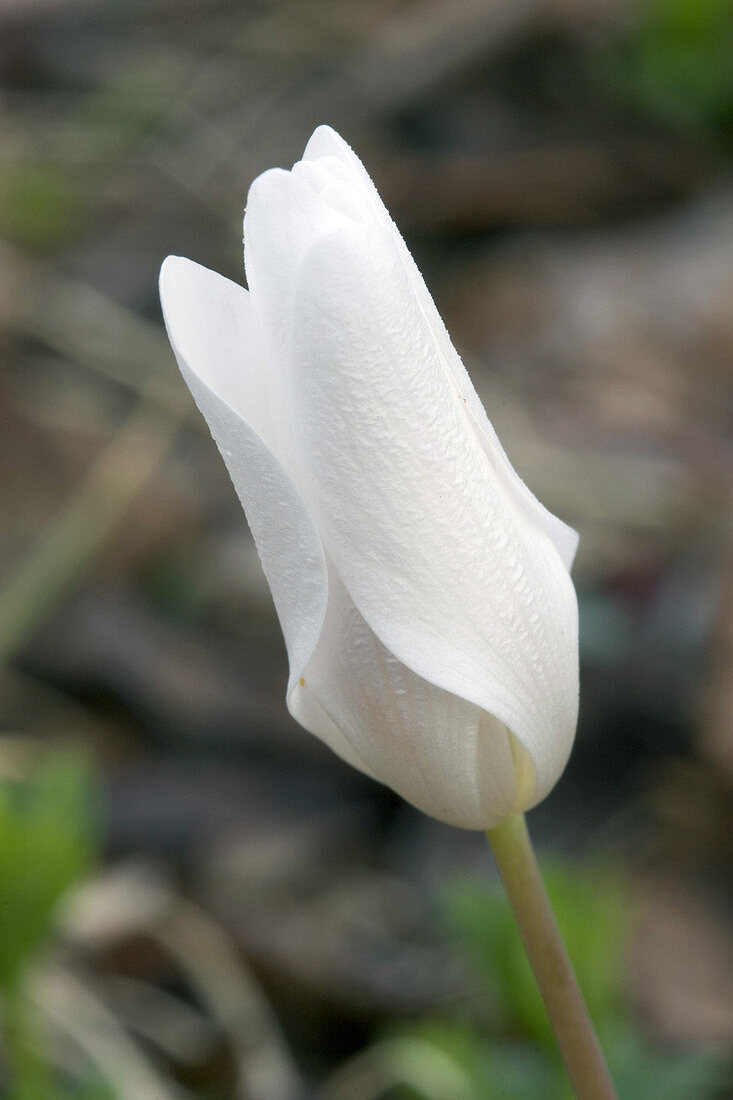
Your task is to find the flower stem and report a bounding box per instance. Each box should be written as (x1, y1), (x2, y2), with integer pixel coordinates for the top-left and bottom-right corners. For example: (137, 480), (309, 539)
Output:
(486, 813), (618, 1100)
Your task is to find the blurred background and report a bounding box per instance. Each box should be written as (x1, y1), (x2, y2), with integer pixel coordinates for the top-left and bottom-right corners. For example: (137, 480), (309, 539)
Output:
(1, 0), (732, 1096)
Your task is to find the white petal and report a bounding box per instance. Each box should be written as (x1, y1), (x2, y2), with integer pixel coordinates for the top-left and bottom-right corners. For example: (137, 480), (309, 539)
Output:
(303, 126), (389, 227)
(160, 128), (580, 827)
(244, 166), (357, 359)
(157, 255), (535, 819)
(283, 221), (579, 806)
(159, 256), (272, 443)
(159, 256), (319, 665)
(159, 258), (365, 775)
(303, 126), (578, 569)
(243, 167), (363, 479)
(292, 566), (531, 829)
(291, 160), (373, 223)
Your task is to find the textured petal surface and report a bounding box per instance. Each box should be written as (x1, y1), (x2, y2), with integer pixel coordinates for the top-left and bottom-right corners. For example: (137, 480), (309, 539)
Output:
(159, 257), (372, 776)
(291, 566), (531, 829)
(243, 167), (365, 478)
(160, 125), (581, 828)
(302, 126), (578, 568)
(282, 221), (578, 806)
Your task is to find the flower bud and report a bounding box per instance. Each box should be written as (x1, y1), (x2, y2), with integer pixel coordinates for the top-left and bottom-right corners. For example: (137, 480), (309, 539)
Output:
(160, 126), (579, 829)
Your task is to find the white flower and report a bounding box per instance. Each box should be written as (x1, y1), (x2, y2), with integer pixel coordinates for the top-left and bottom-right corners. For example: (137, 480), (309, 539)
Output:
(159, 125), (579, 829)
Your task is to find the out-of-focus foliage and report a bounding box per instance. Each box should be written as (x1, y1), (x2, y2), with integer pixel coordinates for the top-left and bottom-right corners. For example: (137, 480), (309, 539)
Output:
(444, 864), (629, 1046)
(0, 747), (103, 1100)
(0, 747), (97, 995)
(358, 864), (730, 1100)
(608, 0), (733, 135)
(0, 162), (82, 252)
(3, 784), (727, 1100)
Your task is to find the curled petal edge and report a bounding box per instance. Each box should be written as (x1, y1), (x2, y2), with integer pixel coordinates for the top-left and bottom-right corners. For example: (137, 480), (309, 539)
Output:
(159, 256), (570, 824)
(160, 258), (371, 777)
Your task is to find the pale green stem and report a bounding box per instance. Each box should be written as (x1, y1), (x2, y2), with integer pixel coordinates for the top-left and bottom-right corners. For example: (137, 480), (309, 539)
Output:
(486, 813), (618, 1100)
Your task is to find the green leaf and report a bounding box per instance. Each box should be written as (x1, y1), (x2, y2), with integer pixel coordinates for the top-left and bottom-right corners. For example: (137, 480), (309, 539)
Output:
(0, 747), (98, 993)
(441, 860), (629, 1048)
(605, 0), (733, 134)
(602, 1020), (731, 1100)
(0, 162), (82, 251)
(380, 1021), (571, 1100)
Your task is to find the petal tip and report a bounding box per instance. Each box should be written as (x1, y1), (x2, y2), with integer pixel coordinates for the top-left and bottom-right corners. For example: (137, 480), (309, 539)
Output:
(159, 254), (197, 308)
(245, 166), (292, 208)
(303, 124), (352, 162)
(310, 123), (341, 142)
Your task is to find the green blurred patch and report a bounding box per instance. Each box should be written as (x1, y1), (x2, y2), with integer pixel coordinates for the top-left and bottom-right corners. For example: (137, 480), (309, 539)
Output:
(82, 71), (169, 153)
(0, 746), (101, 1099)
(0, 746), (97, 995)
(0, 162), (82, 251)
(377, 1021), (570, 1100)
(607, 0), (733, 136)
(442, 862), (629, 1048)
(372, 857), (730, 1100)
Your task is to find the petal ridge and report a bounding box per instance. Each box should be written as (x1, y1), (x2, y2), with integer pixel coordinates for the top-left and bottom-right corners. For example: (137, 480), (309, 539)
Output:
(304, 128), (578, 568)
(282, 220), (578, 806)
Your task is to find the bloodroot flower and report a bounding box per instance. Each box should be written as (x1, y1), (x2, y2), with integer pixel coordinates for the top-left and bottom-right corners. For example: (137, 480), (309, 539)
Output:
(159, 125), (579, 830)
